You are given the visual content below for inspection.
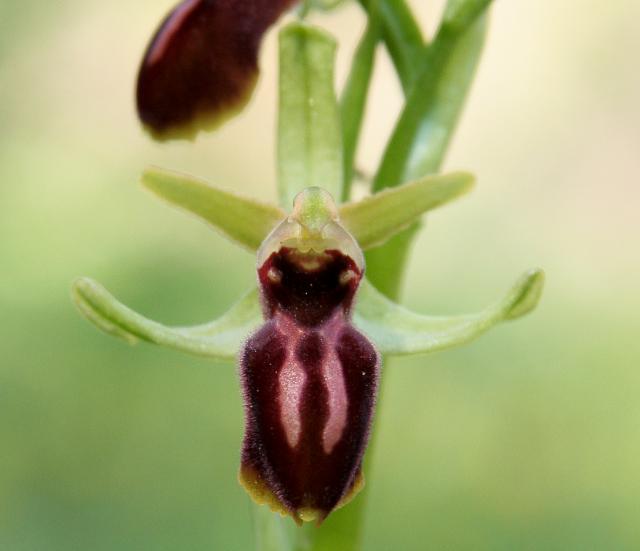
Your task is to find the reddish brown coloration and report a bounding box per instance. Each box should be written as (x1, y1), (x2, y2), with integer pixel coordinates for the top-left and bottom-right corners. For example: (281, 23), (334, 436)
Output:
(240, 248), (379, 523)
(137, 0), (297, 139)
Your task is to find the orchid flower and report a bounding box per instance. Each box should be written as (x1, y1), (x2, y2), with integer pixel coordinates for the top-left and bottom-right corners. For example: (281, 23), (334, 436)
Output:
(73, 0), (543, 536)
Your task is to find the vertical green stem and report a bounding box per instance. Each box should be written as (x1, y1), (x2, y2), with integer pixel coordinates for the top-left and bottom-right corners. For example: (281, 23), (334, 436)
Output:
(358, 0), (425, 92)
(372, 16), (489, 191)
(340, 13), (381, 200)
(253, 504), (294, 551)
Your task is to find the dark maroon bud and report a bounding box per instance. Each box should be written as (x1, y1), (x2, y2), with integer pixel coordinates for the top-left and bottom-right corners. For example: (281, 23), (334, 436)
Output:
(137, 0), (297, 140)
(238, 189), (380, 524)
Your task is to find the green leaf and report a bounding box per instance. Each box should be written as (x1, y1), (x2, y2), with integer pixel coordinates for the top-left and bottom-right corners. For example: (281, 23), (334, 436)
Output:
(339, 171), (474, 249)
(72, 278), (262, 360)
(354, 269), (544, 355)
(341, 15), (381, 200)
(442, 0), (492, 31)
(278, 23), (343, 209)
(402, 14), (488, 181)
(141, 167), (285, 252)
(373, 3), (491, 191)
(358, 0), (425, 93)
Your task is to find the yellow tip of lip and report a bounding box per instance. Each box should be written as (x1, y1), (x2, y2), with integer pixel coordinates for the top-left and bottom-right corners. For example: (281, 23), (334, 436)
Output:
(238, 465), (290, 519)
(297, 508), (320, 523)
(239, 465), (366, 526)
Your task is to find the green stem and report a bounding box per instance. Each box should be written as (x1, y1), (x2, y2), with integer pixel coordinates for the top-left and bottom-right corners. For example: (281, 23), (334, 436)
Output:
(253, 504), (294, 550)
(364, 222), (421, 298)
(298, 0), (312, 19)
(358, 0), (425, 93)
(340, 11), (381, 200)
(373, 15), (488, 191)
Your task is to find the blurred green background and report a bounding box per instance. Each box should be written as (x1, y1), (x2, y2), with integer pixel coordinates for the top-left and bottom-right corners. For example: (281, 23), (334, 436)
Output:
(2, 1), (639, 549)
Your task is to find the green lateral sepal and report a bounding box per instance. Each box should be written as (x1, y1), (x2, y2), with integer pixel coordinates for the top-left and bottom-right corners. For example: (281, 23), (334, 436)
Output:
(72, 277), (262, 361)
(354, 269), (544, 355)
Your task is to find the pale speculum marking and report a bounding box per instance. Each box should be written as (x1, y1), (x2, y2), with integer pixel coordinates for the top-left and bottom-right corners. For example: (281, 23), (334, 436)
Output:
(267, 267), (282, 284)
(321, 349), (348, 454)
(276, 312), (349, 455)
(278, 360), (305, 448)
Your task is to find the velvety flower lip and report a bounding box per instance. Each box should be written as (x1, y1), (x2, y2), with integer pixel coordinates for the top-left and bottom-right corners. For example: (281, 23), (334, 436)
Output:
(239, 188), (380, 525)
(136, 0), (298, 140)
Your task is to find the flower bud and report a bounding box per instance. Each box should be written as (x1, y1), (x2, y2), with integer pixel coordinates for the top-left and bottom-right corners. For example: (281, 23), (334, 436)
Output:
(137, 0), (297, 140)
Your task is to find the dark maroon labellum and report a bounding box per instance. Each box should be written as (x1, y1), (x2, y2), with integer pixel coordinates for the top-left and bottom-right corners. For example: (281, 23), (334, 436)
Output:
(137, 0), (297, 139)
(240, 247), (379, 524)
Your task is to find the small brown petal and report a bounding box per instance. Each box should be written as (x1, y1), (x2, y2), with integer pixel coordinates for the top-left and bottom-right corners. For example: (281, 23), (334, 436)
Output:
(136, 0), (297, 140)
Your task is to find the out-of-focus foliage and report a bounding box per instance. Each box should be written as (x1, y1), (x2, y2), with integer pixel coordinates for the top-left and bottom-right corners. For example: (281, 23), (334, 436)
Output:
(1, 0), (639, 550)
